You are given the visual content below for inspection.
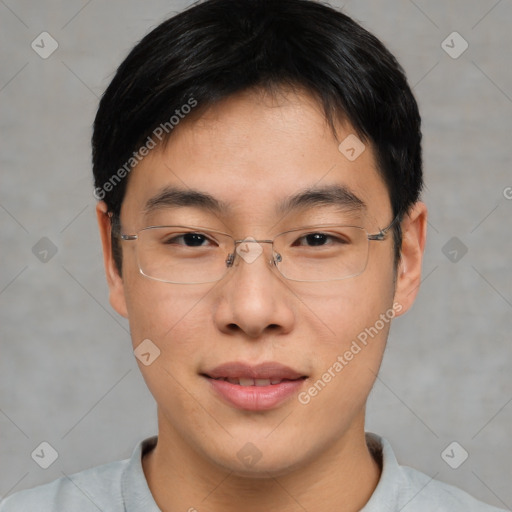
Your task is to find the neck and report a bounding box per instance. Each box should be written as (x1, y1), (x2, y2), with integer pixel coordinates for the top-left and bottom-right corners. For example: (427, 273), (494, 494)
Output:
(142, 410), (381, 512)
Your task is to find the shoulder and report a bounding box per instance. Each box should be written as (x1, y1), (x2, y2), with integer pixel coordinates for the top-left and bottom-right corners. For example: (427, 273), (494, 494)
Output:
(399, 464), (507, 511)
(364, 433), (507, 512)
(0, 458), (128, 512)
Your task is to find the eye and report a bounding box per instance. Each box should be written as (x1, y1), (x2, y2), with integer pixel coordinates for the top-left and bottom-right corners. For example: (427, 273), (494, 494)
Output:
(293, 232), (348, 247)
(164, 232), (216, 247)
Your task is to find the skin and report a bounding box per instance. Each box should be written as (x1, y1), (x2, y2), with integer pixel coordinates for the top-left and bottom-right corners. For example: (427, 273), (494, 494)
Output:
(96, 87), (427, 512)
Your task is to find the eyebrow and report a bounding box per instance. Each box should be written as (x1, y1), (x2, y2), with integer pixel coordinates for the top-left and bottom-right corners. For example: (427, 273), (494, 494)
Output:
(143, 186), (229, 216)
(143, 184), (366, 217)
(276, 184), (367, 216)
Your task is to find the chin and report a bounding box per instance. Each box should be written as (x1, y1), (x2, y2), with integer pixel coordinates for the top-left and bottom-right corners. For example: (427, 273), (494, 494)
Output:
(226, 457), (306, 479)
(203, 438), (317, 479)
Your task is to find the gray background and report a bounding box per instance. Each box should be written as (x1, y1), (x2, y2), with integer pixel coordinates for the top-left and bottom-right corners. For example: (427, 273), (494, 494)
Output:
(0, 0), (511, 508)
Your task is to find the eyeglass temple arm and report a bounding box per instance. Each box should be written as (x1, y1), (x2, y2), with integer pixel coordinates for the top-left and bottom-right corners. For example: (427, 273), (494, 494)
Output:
(367, 213), (401, 241)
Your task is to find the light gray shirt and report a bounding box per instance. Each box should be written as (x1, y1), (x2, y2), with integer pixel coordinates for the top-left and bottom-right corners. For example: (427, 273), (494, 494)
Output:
(0, 433), (506, 511)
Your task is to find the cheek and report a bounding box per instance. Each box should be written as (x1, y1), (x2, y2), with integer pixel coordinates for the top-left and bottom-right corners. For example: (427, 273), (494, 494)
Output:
(124, 272), (213, 343)
(293, 256), (396, 399)
(123, 277), (217, 411)
(292, 262), (395, 344)
(122, 275), (218, 397)
(296, 301), (394, 424)
(312, 287), (392, 364)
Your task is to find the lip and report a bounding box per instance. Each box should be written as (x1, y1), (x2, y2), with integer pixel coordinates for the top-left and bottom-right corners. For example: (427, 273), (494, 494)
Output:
(202, 361), (308, 411)
(205, 361), (305, 380)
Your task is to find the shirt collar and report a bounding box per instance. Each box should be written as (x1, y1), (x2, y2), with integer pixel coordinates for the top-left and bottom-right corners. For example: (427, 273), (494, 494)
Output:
(121, 435), (160, 512)
(361, 432), (406, 511)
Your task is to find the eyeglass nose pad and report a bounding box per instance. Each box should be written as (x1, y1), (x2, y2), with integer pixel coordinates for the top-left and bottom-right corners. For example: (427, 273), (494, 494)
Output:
(225, 253), (235, 267)
(226, 250), (280, 268)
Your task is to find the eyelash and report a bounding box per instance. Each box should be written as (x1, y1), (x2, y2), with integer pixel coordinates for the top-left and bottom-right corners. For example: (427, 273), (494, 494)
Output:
(165, 232), (348, 247)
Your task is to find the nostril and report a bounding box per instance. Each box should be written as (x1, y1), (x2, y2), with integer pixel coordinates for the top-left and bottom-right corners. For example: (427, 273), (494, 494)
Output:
(227, 323), (241, 333)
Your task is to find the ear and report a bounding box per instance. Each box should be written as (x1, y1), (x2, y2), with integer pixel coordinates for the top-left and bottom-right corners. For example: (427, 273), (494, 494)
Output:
(393, 201), (428, 316)
(96, 202), (129, 318)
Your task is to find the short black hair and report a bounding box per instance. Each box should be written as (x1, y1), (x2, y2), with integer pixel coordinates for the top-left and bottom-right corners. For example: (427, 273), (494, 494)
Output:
(92, 0), (423, 273)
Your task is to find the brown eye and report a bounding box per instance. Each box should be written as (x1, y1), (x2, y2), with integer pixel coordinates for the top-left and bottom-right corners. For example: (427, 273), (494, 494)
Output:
(294, 233), (348, 247)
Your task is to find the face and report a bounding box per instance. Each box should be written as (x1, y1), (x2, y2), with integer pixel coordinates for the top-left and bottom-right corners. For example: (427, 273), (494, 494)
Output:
(97, 87), (426, 476)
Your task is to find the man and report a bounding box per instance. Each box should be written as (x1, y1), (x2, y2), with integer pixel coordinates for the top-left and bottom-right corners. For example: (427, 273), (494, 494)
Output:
(1, 0), (505, 510)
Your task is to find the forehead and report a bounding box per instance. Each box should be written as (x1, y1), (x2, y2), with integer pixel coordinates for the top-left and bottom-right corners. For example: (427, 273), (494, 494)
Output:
(120, 88), (391, 227)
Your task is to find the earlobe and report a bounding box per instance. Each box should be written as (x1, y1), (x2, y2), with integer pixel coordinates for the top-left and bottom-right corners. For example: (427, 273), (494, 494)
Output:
(392, 201), (428, 316)
(95, 202), (129, 318)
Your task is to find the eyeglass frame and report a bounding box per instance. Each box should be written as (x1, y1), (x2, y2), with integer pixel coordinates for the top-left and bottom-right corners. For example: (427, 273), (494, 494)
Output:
(112, 213), (401, 284)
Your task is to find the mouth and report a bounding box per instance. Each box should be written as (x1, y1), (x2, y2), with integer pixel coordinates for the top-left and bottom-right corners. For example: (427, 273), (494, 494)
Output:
(201, 361), (308, 411)
(207, 376), (306, 386)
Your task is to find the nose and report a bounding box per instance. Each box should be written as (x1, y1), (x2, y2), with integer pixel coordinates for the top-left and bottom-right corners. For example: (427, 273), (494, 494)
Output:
(213, 240), (295, 339)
